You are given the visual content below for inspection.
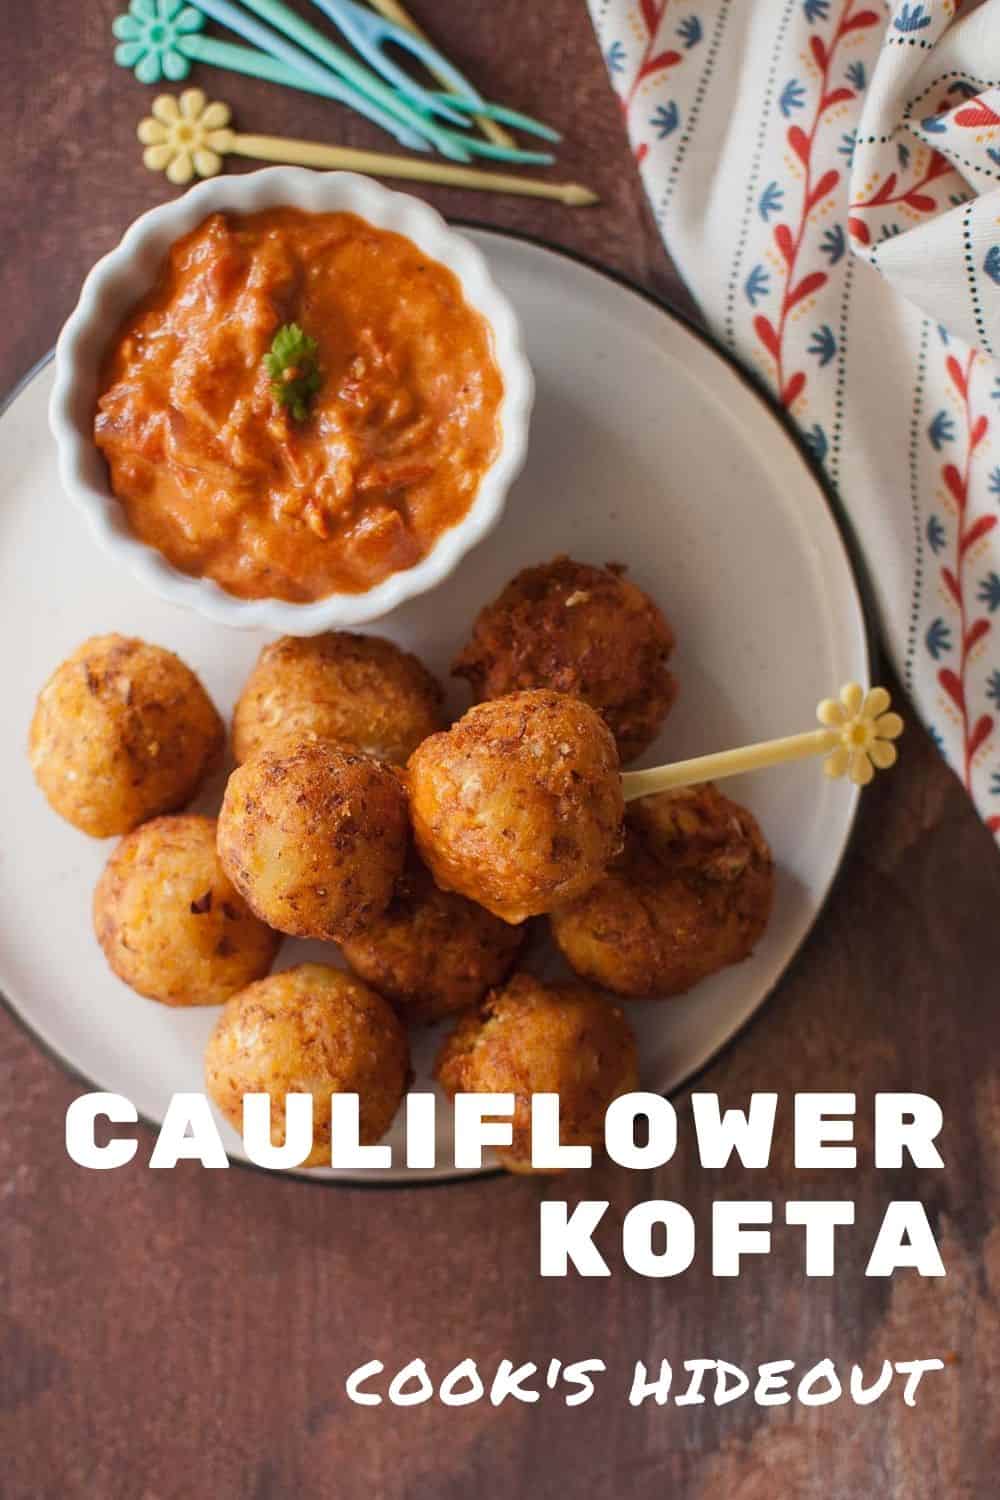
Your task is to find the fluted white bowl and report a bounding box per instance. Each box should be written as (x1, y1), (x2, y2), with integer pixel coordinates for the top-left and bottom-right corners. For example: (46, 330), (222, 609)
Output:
(50, 168), (533, 633)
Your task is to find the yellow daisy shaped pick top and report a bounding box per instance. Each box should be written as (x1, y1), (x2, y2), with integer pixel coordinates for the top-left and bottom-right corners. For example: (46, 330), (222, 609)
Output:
(137, 89), (234, 185)
(817, 683), (904, 786)
(620, 682), (904, 802)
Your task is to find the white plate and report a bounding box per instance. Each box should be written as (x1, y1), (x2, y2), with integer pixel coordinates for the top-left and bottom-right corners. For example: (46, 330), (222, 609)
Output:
(0, 229), (869, 1183)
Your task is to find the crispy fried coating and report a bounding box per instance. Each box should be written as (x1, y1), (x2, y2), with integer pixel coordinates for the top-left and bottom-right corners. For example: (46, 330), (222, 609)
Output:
(407, 689), (624, 925)
(339, 855), (524, 1023)
(435, 972), (638, 1173)
(232, 631), (444, 766)
(204, 963), (409, 1168)
(93, 815), (279, 1006)
(29, 634), (223, 837)
(550, 783), (774, 998)
(217, 741), (408, 941)
(452, 556), (677, 762)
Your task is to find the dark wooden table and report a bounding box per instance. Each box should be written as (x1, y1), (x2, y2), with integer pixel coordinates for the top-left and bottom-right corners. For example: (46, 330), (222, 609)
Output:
(3, 3), (998, 1495)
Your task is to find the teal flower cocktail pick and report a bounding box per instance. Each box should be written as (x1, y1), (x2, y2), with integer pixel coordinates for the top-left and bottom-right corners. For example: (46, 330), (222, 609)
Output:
(113, 0), (203, 84)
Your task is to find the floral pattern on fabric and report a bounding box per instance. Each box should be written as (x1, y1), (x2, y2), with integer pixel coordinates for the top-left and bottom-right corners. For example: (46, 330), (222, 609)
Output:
(590, 0), (1000, 833)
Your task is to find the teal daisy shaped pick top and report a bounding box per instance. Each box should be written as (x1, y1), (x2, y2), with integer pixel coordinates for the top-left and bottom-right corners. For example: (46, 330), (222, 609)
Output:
(113, 0), (204, 84)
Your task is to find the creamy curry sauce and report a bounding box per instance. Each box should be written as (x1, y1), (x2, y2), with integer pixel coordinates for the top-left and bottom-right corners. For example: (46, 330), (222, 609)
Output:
(95, 209), (503, 601)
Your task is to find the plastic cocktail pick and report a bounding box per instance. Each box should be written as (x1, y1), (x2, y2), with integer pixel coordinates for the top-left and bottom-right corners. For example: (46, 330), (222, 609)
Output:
(347, 0), (515, 149)
(305, 0), (477, 128)
(620, 683), (904, 802)
(137, 90), (597, 202)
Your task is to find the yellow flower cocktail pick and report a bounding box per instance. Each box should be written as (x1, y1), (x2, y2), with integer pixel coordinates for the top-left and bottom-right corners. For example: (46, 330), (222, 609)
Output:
(620, 683), (903, 802)
(138, 89), (235, 185)
(816, 683), (904, 786)
(137, 91), (599, 204)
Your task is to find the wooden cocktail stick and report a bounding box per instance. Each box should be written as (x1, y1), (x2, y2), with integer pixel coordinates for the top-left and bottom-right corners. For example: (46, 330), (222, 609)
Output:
(620, 683), (903, 801)
(138, 90), (597, 201)
(367, 0), (517, 150)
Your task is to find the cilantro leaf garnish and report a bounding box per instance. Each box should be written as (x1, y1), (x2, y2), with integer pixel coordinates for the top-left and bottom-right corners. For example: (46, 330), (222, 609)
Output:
(264, 323), (322, 422)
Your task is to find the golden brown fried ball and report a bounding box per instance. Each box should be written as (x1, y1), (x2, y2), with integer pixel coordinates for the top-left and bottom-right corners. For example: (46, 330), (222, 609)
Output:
(232, 632), (444, 766)
(29, 634), (223, 837)
(339, 855), (524, 1023)
(435, 972), (638, 1173)
(407, 689), (624, 925)
(453, 556), (677, 762)
(217, 741), (408, 941)
(204, 964), (409, 1168)
(93, 815), (280, 1006)
(550, 783), (774, 999)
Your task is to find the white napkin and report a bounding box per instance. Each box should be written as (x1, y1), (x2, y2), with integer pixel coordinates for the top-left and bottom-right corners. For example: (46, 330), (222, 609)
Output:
(589, 0), (1000, 836)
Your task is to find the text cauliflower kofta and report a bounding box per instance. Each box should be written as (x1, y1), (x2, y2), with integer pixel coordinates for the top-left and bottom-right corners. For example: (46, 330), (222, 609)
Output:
(94, 815), (280, 1006)
(29, 634), (223, 837)
(232, 631), (444, 766)
(205, 964), (409, 1168)
(339, 855), (524, 1024)
(550, 783), (774, 998)
(407, 689), (624, 925)
(217, 741), (408, 941)
(435, 972), (639, 1173)
(452, 556), (677, 762)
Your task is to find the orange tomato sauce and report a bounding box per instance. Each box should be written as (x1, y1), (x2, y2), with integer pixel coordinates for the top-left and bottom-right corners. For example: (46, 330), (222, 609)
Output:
(95, 209), (503, 602)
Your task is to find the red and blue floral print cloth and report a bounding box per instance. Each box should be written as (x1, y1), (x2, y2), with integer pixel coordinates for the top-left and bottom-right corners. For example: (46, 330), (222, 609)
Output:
(590, 0), (1000, 836)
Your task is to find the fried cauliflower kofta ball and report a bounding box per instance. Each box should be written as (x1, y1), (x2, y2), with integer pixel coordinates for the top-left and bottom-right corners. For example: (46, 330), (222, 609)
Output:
(435, 972), (639, 1173)
(339, 855), (524, 1023)
(232, 631), (444, 766)
(407, 689), (624, 925)
(550, 783), (774, 998)
(29, 634), (223, 837)
(93, 815), (280, 1006)
(217, 741), (408, 941)
(452, 556), (677, 762)
(205, 964), (409, 1168)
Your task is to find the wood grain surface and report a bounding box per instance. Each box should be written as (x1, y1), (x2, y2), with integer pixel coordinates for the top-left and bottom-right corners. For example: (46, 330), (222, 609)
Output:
(2, 3), (997, 1496)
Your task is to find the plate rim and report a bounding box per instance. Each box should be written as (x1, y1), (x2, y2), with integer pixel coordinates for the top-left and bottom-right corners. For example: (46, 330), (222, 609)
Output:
(0, 224), (877, 1191)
